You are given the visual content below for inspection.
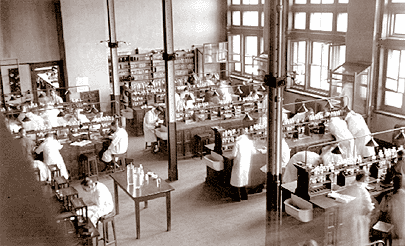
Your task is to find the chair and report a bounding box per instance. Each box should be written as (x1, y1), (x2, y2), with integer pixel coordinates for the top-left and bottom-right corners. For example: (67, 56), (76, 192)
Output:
(97, 212), (117, 246)
(372, 221), (394, 246)
(48, 164), (61, 188)
(80, 153), (99, 180)
(112, 152), (127, 173)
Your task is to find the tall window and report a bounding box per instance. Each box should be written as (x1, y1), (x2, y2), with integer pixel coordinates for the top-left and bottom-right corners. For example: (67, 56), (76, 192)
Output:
(228, 0), (264, 76)
(287, 0), (348, 95)
(379, 0), (405, 114)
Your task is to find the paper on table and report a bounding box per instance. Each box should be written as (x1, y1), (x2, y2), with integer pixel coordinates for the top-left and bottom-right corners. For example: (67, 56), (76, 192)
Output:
(70, 140), (92, 147)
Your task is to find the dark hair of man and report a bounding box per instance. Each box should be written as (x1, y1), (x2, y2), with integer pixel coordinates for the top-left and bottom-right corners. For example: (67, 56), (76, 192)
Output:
(355, 170), (367, 182)
(111, 121), (117, 127)
(81, 177), (94, 187)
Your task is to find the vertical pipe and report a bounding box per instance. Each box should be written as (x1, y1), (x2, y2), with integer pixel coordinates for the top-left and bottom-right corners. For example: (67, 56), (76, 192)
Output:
(107, 0), (120, 116)
(266, 0), (286, 245)
(368, 0), (384, 125)
(162, 0), (178, 181)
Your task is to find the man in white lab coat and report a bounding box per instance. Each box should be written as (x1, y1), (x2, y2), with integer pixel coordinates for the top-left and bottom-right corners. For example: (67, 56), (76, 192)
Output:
(230, 129), (256, 201)
(143, 106), (163, 153)
(35, 132), (69, 180)
(80, 178), (114, 226)
(101, 121), (128, 169)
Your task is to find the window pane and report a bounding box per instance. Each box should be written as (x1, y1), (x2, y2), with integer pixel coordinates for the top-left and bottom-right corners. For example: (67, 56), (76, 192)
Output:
(386, 78), (398, 91)
(294, 12), (306, 30)
(261, 12), (264, 27)
(394, 14), (405, 34)
(392, 0), (405, 3)
(243, 0), (259, 4)
(245, 36), (258, 74)
(387, 50), (400, 79)
(243, 11), (259, 26)
(260, 37), (264, 54)
(337, 13), (348, 32)
(230, 35), (241, 62)
(310, 42), (329, 90)
(235, 63), (242, 72)
(399, 78), (405, 93)
(232, 11), (241, 26)
(292, 41), (306, 86)
(360, 86), (367, 99)
(311, 0), (334, 3)
(385, 91), (403, 108)
(232, 0), (241, 4)
(310, 13), (333, 31)
(262, 0), (265, 4)
(295, 0), (306, 3)
(400, 51), (405, 78)
(338, 0), (349, 3)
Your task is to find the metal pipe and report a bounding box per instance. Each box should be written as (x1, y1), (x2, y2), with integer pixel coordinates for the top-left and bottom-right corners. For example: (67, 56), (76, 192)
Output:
(162, 0), (178, 181)
(106, 0), (120, 116)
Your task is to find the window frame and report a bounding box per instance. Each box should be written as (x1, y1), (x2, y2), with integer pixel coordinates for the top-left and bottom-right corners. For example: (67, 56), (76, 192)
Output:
(287, 0), (347, 96)
(228, 0), (264, 76)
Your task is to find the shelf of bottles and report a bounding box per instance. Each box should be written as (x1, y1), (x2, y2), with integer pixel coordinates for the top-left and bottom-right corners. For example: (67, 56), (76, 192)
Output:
(282, 103), (347, 140)
(175, 94), (261, 123)
(215, 123), (267, 152)
(294, 145), (401, 199)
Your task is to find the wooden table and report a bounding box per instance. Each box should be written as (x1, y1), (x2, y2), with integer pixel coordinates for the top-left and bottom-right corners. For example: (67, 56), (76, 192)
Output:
(109, 171), (175, 239)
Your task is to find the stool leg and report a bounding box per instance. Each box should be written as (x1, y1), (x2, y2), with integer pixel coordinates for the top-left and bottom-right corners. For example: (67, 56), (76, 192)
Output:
(96, 222), (99, 246)
(105, 222), (109, 245)
(112, 219), (117, 246)
(95, 160), (99, 181)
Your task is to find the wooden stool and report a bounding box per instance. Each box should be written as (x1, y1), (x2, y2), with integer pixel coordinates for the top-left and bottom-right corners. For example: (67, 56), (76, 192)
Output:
(54, 176), (69, 190)
(112, 153), (127, 173)
(80, 153), (99, 180)
(48, 164), (61, 188)
(145, 142), (152, 149)
(194, 133), (210, 159)
(97, 212), (117, 246)
(372, 221), (394, 246)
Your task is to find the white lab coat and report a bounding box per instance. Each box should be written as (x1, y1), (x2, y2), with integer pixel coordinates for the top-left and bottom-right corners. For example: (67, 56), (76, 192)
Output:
(339, 182), (374, 246)
(85, 181), (114, 226)
(260, 138), (291, 173)
(345, 110), (375, 158)
(282, 151), (322, 183)
(143, 109), (159, 143)
(230, 135), (256, 187)
(102, 127), (128, 163)
(35, 137), (69, 179)
(32, 160), (50, 182)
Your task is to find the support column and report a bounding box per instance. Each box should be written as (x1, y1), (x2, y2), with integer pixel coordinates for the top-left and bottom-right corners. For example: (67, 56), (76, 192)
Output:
(265, 0), (287, 245)
(162, 0), (178, 181)
(106, 0), (120, 117)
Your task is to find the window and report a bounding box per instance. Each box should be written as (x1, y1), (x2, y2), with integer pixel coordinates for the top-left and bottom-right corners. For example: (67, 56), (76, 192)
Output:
(287, 0), (348, 95)
(228, 1), (264, 76)
(378, 0), (405, 114)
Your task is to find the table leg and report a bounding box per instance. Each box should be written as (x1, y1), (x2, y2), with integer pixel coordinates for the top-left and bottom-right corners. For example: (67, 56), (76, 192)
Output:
(166, 192), (171, 231)
(135, 201), (140, 239)
(114, 181), (119, 215)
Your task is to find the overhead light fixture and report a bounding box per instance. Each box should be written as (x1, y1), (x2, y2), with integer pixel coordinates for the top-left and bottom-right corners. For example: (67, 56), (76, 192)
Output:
(324, 100), (334, 111)
(395, 129), (405, 141)
(257, 83), (266, 92)
(235, 85), (243, 95)
(57, 111), (66, 117)
(213, 90), (220, 97)
(22, 116), (31, 122)
(331, 145), (342, 155)
(91, 105), (99, 114)
(297, 103), (308, 113)
(243, 113), (253, 122)
(9, 95), (16, 101)
(365, 137), (379, 147)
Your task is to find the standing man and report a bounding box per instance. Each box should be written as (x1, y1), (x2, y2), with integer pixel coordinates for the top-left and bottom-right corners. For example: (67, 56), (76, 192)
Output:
(17, 128), (35, 162)
(35, 132), (69, 180)
(143, 106), (162, 153)
(50, 89), (63, 105)
(101, 121), (128, 170)
(230, 129), (256, 201)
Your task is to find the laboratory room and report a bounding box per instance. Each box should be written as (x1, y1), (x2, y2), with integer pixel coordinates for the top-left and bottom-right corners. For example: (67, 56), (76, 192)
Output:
(1, 0), (405, 245)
